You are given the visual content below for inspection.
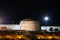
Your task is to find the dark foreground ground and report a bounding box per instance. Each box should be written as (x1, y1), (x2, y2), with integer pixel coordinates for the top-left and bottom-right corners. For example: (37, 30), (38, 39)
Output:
(0, 30), (60, 40)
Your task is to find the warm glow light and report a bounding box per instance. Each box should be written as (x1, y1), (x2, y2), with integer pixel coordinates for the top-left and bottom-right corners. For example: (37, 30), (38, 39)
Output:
(36, 34), (45, 39)
(36, 34), (41, 39)
(53, 36), (60, 39)
(0, 35), (2, 39)
(36, 34), (60, 39)
(15, 35), (23, 39)
(15, 35), (30, 40)
(47, 36), (53, 39)
(5, 35), (13, 39)
(0, 34), (60, 39)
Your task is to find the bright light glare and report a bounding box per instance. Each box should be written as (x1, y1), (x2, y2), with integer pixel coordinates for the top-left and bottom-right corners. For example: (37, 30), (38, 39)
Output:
(44, 16), (49, 21)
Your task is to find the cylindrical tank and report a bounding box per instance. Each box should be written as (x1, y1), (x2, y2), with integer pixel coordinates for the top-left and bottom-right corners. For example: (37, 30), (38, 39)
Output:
(19, 19), (40, 31)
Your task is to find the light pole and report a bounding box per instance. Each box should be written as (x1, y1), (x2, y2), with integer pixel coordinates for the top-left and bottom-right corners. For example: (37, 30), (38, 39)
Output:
(44, 16), (49, 32)
(44, 16), (49, 26)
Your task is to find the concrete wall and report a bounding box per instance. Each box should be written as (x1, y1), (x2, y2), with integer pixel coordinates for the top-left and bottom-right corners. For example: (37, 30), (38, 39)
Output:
(41, 26), (60, 32)
(0, 24), (20, 30)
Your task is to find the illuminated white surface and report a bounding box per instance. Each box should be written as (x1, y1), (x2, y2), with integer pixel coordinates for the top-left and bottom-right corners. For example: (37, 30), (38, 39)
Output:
(0, 24), (20, 30)
(41, 26), (60, 32)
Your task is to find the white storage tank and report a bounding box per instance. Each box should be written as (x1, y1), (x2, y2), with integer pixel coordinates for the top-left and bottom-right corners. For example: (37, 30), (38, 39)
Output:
(20, 19), (40, 31)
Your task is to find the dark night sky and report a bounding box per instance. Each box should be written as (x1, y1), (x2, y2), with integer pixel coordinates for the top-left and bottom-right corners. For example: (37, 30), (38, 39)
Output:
(0, 0), (60, 26)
